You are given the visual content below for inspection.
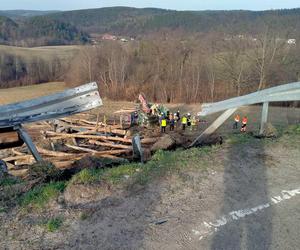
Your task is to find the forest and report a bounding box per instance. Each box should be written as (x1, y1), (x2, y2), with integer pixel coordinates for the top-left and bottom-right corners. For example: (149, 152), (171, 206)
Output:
(65, 31), (300, 103)
(0, 7), (300, 103)
(1, 7), (300, 46)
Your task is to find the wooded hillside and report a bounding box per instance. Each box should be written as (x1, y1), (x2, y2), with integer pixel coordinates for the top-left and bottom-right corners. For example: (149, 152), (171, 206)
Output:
(1, 7), (300, 46)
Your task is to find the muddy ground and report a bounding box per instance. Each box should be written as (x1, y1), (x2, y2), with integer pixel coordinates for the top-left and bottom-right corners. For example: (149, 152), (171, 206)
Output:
(0, 128), (299, 250)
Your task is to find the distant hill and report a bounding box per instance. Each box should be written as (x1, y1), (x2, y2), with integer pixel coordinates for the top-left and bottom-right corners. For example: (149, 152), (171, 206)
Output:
(44, 7), (300, 37)
(0, 16), (18, 43)
(0, 10), (60, 19)
(0, 15), (88, 46)
(1, 7), (300, 46)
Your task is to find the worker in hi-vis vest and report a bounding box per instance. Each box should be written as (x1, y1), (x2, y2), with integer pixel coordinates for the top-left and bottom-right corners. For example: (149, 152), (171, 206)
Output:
(181, 115), (187, 131)
(191, 116), (197, 131)
(233, 114), (240, 129)
(161, 117), (167, 133)
(241, 116), (248, 132)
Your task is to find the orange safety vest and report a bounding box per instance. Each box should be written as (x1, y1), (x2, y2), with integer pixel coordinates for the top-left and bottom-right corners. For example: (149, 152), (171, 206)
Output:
(234, 115), (240, 122)
(242, 117), (248, 124)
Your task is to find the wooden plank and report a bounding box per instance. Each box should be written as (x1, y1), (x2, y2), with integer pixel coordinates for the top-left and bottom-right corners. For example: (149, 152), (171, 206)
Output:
(190, 108), (237, 147)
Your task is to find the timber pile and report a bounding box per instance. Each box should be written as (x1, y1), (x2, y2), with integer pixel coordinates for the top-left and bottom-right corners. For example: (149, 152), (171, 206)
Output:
(3, 116), (159, 178)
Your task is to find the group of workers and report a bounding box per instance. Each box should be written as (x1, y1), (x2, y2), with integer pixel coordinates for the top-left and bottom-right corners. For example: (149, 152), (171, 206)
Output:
(233, 114), (248, 132)
(160, 110), (198, 133)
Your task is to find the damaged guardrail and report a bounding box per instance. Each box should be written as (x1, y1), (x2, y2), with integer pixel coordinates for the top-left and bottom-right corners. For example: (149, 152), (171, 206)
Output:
(191, 81), (300, 147)
(0, 82), (102, 161)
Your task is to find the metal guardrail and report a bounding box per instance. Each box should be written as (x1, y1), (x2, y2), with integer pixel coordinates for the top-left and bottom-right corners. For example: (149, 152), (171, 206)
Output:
(199, 81), (300, 116)
(0, 82), (102, 128)
(0, 82), (102, 162)
(191, 82), (300, 147)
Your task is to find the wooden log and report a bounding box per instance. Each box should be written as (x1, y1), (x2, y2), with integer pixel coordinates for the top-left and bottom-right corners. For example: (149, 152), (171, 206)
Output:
(93, 149), (131, 156)
(52, 161), (75, 169)
(15, 158), (36, 165)
(12, 148), (26, 156)
(57, 121), (127, 136)
(60, 118), (123, 129)
(45, 154), (85, 162)
(65, 144), (99, 153)
(45, 131), (132, 144)
(0, 130), (24, 149)
(88, 140), (132, 149)
(6, 162), (16, 170)
(140, 138), (159, 144)
(36, 146), (75, 157)
(52, 155), (124, 169)
(9, 168), (28, 177)
(3, 155), (33, 162)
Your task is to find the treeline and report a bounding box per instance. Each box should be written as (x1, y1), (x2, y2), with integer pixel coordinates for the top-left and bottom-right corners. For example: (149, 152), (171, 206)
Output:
(1, 31), (300, 103)
(2, 7), (300, 47)
(46, 7), (300, 38)
(0, 52), (66, 88)
(0, 16), (88, 47)
(66, 31), (300, 103)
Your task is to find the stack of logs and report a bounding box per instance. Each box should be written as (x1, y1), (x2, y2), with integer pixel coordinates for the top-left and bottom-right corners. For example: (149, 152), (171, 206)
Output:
(2, 116), (158, 178)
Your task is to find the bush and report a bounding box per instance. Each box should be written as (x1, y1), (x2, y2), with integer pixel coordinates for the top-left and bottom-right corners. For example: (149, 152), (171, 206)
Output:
(28, 161), (62, 182)
(46, 217), (64, 232)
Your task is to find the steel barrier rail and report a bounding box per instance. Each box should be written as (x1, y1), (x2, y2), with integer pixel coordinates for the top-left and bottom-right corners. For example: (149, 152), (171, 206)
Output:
(190, 81), (300, 147)
(0, 82), (102, 128)
(0, 82), (102, 161)
(200, 81), (300, 116)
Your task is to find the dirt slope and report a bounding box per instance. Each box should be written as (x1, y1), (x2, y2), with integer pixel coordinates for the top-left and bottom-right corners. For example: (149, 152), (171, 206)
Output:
(0, 130), (299, 250)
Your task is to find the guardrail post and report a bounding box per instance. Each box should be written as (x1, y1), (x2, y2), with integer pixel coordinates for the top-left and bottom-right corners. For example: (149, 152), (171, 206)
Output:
(189, 108), (237, 147)
(15, 125), (42, 162)
(260, 102), (269, 135)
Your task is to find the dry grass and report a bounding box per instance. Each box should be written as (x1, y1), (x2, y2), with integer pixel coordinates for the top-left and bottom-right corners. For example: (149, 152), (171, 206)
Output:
(0, 45), (81, 62)
(0, 82), (67, 105)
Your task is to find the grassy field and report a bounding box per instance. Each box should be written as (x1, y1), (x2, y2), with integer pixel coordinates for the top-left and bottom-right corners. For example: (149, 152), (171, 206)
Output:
(0, 45), (81, 62)
(0, 82), (67, 105)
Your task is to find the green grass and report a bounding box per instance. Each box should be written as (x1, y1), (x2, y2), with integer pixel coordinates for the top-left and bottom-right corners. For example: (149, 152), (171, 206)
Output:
(226, 133), (255, 144)
(70, 168), (104, 185)
(284, 124), (300, 135)
(0, 177), (20, 187)
(45, 217), (64, 232)
(70, 146), (215, 187)
(0, 207), (7, 213)
(19, 181), (66, 209)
